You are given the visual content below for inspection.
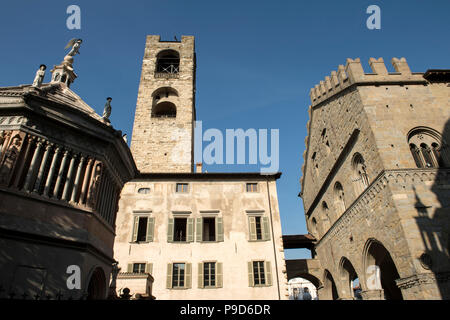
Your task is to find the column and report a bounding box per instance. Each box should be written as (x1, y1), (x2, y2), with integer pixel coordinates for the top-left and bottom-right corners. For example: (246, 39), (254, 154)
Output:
(360, 289), (385, 300)
(33, 143), (52, 193)
(53, 150), (70, 198)
(79, 158), (94, 205)
(23, 139), (44, 192)
(12, 136), (33, 188)
(70, 155), (86, 203)
(43, 147), (61, 197)
(62, 154), (78, 201)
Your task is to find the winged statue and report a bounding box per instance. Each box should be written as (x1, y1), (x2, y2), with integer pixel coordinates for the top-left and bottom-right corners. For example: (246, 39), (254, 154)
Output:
(64, 38), (83, 57)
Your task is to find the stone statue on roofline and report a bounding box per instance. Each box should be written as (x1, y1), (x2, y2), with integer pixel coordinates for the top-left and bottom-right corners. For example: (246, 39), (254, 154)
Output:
(32, 64), (46, 87)
(103, 97), (112, 123)
(65, 38), (82, 57)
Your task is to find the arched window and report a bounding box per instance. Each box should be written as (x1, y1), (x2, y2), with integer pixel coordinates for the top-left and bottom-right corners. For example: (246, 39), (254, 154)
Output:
(334, 182), (346, 216)
(322, 201), (331, 231)
(311, 217), (319, 238)
(156, 50), (180, 74)
(152, 102), (176, 118)
(408, 127), (450, 168)
(352, 153), (369, 193)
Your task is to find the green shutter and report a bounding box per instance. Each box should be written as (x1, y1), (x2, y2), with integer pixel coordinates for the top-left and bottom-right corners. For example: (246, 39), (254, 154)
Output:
(145, 263), (153, 275)
(216, 262), (223, 288)
(265, 261), (272, 286)
(248, 262), (254, 287)
(131, 216), (139, 242)
(198, 263), (204, 288)
(196, 218), (203, 242)
(146, 217), (155, 242)
(166, 264), (173, 289)
(185, 263), (192, 288)
(262, 217), (271, 241)
(167, 218), (174, 242)
(248, 216), (257, 241)
(127, 263), (133, 273)
(216, 217), (224, 242)
(187, 218), (194, 242)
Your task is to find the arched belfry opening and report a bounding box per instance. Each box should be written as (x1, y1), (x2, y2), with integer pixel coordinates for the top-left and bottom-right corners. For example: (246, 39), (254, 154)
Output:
(87, 267), (107, 300)
(155, 50), (180, 74)
(151, 87), (178, 118)
(363, 239), (403, 300)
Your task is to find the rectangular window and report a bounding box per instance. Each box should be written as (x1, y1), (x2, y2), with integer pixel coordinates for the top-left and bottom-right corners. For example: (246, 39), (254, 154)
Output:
(172, 263), (185, 288)
(246, 183), (258, 192)
(176, 183), (189, 193)
(253, 261), (265, 286)
(136, 217), (148, 242)
(248, 215), (270, 241)
(203, 262), (216, 287)
(174, 218), (187, 242)
(202, 218), (216, 241)
(133, 263), (146, 274)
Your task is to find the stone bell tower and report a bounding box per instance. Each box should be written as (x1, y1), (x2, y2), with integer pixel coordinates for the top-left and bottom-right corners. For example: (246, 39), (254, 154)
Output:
(130, 35), (196, 173)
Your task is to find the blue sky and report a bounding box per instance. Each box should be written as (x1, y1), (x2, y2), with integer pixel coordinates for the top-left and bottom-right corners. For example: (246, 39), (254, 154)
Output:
(1, 0), (449, 259)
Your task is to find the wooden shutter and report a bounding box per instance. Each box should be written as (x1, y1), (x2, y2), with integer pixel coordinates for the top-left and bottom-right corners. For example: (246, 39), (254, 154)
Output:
(248, 216), (257, 241)
(166, 264), (173, 289)
(198, 263), (204, 288)
(262, 217), (271, 241)
(127, 263), (133, 273)
(216, 217), (224, 242)
(248, 262), (254, 287)
(185, 263), (192, 288)
(145, 263), (153, 275)
(265, 261), (272, 286)
(196, 218), (203, 242)
(131, 216), (139, 242)
(167, 218), (174, 242)
(216, 262), (223, 288)
(187, 218), (194, 242)
(146, 217), (155, 242)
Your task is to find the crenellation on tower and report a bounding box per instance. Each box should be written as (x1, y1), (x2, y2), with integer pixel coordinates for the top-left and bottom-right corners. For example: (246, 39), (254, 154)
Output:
(309, 57), (426, 107)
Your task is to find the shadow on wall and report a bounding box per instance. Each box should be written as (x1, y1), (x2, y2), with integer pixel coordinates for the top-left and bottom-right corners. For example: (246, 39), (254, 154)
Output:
(414, 117), (450, 299)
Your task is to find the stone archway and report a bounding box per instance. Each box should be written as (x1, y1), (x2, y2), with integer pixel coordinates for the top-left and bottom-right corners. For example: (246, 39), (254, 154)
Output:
(363, 239), (403, 300)
(322, 270), (339, 300)
(339, 257), (361, 299)
(87, 267), (107, 300)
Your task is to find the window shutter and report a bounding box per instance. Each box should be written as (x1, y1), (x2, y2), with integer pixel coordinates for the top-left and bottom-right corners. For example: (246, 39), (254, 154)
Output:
(198, 263), (204, 288)
(131, 216), (139, 242)
(248, 216), (257, 241)
(127, 263), (133, 273)
(145, 263), (153, 275)
(216, 262), (223, 288)
(262, 217), (271, 241)
(146, 217), (155, 242)
(216, 217), (224, 242)
(166, 264), (173, 289)
(185, 263), (192, 288)
(167, 218), (174, 242)
(265, 261), (272, 286)
(187, 218), (194, 242)
(248, 262), (254, 287)
(196, 218), (203, 242)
